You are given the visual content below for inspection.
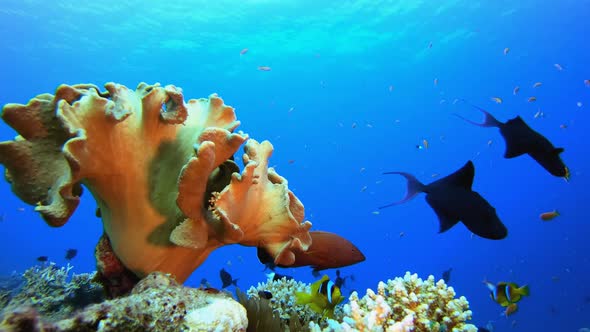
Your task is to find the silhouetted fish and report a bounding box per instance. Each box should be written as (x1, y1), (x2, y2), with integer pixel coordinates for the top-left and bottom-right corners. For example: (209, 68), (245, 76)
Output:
(334, 269), (354, 288)
(380, 161), (508, 240)
(456, 100), (569, 180)
(65, 248), (77, 260)
(267, 272), (293, 282)
(258, 290), (273, 299)
(442, 268), (453, 284)
(36, 256), (48, 262)
(219, 268), (238, 289)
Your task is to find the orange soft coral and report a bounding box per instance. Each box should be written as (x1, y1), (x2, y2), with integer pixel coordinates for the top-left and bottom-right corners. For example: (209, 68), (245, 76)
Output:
(0, 83), (316, 282)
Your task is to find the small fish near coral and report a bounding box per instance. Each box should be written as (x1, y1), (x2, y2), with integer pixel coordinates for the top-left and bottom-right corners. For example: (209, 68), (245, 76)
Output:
(36, 256), (48, 263)
(380, 160), (508, 240)
(256, 230), (365, 272)
(295, 275), (344, 319)
(484, 280), (530, 317)
(456, 100), (569, 180)
(219, 268), (238, 289)
(442, 267), (453, 284)
(65, 248), (78, 260)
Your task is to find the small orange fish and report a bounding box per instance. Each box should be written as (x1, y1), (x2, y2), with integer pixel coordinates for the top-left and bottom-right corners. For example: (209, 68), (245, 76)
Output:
(533, 82), (542, 88)
(423, 139), (429, 149)
(504, 303), (518, 317)
(513, 86), (520, 95)
(503, 47), (510, 55)
(434, 78), (438, 86)
(528, 96), (537, 102)
(240, 48), (249, 55)
(491, 97), (503, 104)
(559, 124), (568, 129)
(540, 210), (559, 221)
(258, 66), (272, 71)
(554, 63), (563, 71)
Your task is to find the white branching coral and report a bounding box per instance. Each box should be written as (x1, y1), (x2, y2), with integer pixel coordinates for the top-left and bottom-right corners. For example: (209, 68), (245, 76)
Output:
(310, 272), (477, 332)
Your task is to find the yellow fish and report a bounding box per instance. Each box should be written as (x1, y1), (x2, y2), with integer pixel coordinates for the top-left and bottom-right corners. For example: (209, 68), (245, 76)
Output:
(295, 275), (344, 319)
(484, 280), (530, 308)
(491, 97), (503, 104)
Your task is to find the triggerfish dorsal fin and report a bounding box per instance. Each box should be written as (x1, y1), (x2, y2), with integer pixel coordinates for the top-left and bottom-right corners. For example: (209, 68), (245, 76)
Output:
(379, 172), (426, 209)
(431, 160), (475, 190)
(454, 99), (503, 128)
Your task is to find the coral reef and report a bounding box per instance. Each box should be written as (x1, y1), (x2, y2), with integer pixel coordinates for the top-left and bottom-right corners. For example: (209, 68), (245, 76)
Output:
(0, 272), (247, 332)
(312, 272), (477, 332)
(247, 272), (477, 332)
(236, 288), (282, 332)
(0, 263), (103, 322)
(247, 274), (340, 330)
(0, 82), (357, 283)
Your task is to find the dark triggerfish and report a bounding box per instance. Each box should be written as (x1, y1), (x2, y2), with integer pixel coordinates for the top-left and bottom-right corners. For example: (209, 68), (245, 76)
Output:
(380, 161), (507, 240)
(456, 100), (569, 180)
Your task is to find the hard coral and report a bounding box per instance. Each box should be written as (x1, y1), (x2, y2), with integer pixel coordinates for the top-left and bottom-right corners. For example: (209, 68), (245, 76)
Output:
(0, 272), (247, 332)
(0, 82), (314, 282)
(247, 274), (330, 329)
(0, 263), (103, 322)
(311, 272), (477, 332)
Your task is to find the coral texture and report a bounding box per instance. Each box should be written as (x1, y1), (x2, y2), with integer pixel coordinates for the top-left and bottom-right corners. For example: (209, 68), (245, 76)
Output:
(0, 263), (103, 322)
(0, 83), (314, 282)
(248, 272), (477, 332)
(312, 272), (477, 332)
(247, 274), (339, 329)
(0, 272), (247, 332)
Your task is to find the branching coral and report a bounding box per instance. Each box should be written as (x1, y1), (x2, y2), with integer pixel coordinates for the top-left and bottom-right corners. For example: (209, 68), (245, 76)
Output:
(0, 82), (320, 283)
(1, 263), (103, 322)
(312, 272), (477, 332)
(247, 272), (477, 332)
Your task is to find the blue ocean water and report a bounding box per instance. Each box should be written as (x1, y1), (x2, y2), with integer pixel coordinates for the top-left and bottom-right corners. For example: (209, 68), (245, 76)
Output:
(0, 0), (589, 330)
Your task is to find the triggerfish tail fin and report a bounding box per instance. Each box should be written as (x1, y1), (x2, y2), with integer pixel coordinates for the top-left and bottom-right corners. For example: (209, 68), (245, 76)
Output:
(379, 172), (426, 208)
(455, 99), (502, 128)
